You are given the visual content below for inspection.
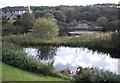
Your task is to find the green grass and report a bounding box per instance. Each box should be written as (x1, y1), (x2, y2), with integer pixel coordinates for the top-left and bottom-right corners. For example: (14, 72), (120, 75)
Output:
(2, 62), (63, 81)
(7, 20), (16, 23)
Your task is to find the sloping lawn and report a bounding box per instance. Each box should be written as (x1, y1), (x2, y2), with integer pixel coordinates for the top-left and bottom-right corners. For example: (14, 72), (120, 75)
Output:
(2, 62), (63, 81)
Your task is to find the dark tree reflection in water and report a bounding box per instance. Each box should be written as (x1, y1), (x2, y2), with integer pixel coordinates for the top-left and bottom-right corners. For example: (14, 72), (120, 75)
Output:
(36, 46), (57, 60)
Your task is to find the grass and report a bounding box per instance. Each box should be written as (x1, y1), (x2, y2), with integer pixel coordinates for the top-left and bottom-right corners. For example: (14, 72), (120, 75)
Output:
(3, 32), (112, 45)
(2, 62), (63, 81)
(3, 32), (120, 58)
(3, 32), (115, 50)
(7, 20), (16, 23)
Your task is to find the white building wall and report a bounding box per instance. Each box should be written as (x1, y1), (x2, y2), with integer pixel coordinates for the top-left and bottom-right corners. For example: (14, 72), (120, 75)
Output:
(2, 6), (32, 20)
(15, 11), (19, 15)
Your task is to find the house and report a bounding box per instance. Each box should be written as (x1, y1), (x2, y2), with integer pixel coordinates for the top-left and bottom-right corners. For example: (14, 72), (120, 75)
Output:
(2, 6), (32, 20)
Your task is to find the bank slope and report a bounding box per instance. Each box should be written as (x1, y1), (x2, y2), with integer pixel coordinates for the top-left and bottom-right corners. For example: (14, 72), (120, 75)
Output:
(2, 62), (63, 81)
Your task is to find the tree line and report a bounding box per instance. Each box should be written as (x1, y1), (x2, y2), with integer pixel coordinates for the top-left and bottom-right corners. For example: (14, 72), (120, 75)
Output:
(2, 3), (119, 38)
(30, 3), (119, 31)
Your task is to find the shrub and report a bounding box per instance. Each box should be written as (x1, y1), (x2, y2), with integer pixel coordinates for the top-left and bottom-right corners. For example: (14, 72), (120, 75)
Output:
(21, 12), (35, 30)
(93, 70), (120, 82)
(2, 42), (54, 75)
(2, 20), (8, 24)
(73, 66), (95, 81)
(73, 66), (120, 82)
(2, 24), (25, 36)
(96, 17), (108, 31)
(13, 20), (21, 26)
(96, 17), (108, 26)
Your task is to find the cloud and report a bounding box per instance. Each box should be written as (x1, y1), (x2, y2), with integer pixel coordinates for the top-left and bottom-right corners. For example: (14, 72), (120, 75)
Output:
(105, 55), (118, 73)
(54, 54), (74, 65)
(23, 48), (38, 56)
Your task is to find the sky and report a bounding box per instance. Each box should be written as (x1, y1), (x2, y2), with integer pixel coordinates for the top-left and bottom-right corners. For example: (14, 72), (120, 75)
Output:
(0, 0), (119, 8)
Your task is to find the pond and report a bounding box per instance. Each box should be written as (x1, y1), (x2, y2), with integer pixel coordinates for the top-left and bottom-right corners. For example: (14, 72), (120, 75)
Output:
(68, 30), (98, 35)
(23, 46), (119, 74)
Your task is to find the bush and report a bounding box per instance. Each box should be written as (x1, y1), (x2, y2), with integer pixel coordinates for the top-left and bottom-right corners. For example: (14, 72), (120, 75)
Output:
(21, 12), (35, 30)
(13, 20), (21, 26)
(2, 42), (54, 75)
(2, 24), (25, 36)
(2, 20), (8, 24)
(73, 66), (120, 82)
(93, 70), (120, 82)
(96, 17), (108, 31)
(73, 66), (95, 81)
(33, 18), (59, 40)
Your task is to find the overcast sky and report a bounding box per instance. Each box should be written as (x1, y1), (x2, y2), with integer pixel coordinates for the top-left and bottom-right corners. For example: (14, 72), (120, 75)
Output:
(0, 0), (119, 8)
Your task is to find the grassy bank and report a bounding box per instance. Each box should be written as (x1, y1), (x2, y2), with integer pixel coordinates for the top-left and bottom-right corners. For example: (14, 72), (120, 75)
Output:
(2, 62), (63, 81)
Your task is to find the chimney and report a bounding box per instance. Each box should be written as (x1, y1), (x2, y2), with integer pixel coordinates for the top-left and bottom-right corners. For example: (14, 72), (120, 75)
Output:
(28, 6), (32, 13)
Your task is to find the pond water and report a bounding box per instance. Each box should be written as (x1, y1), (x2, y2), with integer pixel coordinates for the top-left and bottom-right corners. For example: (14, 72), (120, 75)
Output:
(23, 46), (119, 74)
(68, 30), (97, 35)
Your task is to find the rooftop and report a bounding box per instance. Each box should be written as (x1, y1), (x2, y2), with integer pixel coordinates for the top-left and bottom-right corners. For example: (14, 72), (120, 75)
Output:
(2, 6), (29, 12)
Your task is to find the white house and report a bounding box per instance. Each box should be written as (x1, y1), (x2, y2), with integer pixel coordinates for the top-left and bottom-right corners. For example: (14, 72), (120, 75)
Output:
(2, 6), (32, 20)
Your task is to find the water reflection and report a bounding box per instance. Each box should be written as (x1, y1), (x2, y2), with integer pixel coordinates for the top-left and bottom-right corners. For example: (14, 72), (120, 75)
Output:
(24, 46), (57, 60)
(23, 46), (118, 74)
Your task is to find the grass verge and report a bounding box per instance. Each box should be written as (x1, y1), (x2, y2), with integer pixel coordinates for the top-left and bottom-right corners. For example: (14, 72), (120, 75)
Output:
(2, 62), (63, 81)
